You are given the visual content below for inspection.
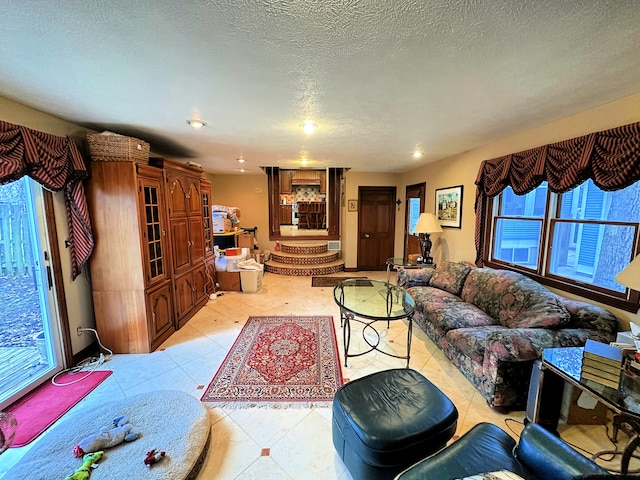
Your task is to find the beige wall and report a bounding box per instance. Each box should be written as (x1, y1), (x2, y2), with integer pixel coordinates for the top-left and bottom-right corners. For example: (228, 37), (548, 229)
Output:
(400, 92), (640, 330)
(1, 96), (96, 355)
(342, 171), (403, 268)
(208, 173), (271, 251)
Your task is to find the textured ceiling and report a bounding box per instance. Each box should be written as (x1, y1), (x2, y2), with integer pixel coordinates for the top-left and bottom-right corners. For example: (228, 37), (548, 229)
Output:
(1, 1), (640, 174)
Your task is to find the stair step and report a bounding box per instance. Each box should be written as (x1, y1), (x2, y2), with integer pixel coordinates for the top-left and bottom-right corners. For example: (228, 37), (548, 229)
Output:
(270, 250), (339, 265)
(280, 241), (328, 255)
(264, 259), (345, 276)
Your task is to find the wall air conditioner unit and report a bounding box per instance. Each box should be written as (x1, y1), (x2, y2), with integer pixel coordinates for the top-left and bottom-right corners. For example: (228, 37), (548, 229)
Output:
(327, 241), (341, 251)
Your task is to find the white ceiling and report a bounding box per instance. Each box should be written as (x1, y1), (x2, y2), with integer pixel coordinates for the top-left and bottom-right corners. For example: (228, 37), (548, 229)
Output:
(2, 1), (640, 175)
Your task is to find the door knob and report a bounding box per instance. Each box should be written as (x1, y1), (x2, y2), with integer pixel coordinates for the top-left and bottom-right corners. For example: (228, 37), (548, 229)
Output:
(364, 233), (370, 238)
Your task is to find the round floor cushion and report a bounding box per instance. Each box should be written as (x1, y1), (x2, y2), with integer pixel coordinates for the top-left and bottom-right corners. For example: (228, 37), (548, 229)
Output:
(6, 390), (210, 480)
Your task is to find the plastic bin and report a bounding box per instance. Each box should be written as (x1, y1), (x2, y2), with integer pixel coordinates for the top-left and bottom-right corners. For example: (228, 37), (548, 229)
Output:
(240, 265), (264, 292)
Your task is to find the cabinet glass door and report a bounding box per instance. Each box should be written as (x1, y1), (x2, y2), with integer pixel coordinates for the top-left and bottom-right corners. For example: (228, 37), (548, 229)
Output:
(140, 178), (167, 284)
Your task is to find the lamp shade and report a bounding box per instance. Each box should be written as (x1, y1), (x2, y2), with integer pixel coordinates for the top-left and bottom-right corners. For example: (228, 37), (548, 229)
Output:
(615, 254), (640, 291)
(413, 212), (443, 234)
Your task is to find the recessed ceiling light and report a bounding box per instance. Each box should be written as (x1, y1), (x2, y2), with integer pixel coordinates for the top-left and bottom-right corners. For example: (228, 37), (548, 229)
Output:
(299, 120), (318, 134)
(413, 150), (423, 158)
(237, 157), (246, 163)
(186, 119), (207, 128)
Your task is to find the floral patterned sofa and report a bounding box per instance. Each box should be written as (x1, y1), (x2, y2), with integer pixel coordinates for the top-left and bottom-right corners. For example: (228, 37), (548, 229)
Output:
(397, 261), (619, 409)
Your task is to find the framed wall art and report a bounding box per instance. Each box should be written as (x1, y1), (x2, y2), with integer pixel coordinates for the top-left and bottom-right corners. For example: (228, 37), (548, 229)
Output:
(435, 185), (463, 228)
(348, 199), (358, 212)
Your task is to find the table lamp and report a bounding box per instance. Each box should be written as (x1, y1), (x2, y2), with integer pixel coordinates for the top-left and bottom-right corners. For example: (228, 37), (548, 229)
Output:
(615, 254), (640, 349)
(412, 212), (443, 264)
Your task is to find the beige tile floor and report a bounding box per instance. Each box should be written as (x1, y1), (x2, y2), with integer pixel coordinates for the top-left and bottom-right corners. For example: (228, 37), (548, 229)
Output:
(0, 270), (636, 478)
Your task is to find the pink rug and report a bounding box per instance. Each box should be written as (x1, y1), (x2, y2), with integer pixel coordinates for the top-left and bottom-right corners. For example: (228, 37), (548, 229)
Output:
(6, 370), (112, 447)
(201, 316), (343, 407)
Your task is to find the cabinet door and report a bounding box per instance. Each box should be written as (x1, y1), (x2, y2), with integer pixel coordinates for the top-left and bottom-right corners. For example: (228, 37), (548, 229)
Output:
(146, 281), (174, 348)
(189, 216), (205, 265)
(193, 264), (208, 306)
(279, 205), (292, 224)
(171, 217), (191, 272)
(166, 171), (190, 217)
(320, 170), (326, 194)
(174, 270), (195, 319)
(280, 170), (293, 193)
(201, 181), (213, 257)
(186, 177), (202, 216)
(138, 176), (169, 285)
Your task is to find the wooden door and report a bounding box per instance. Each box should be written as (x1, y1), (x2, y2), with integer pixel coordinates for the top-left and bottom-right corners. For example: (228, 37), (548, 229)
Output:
(146, 281), (174, 349)
(189, 216), (205, 264)
(171, 217), (190, 272)
(404, 183), (426, 257)
(357, 187), (396, 270)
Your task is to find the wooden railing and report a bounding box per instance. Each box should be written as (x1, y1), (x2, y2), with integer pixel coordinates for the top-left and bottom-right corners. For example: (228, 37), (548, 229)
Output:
(0, 203), (36, 277)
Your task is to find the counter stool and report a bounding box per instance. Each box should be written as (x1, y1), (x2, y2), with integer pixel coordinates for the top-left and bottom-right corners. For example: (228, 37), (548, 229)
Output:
(332, 368), (458, 480)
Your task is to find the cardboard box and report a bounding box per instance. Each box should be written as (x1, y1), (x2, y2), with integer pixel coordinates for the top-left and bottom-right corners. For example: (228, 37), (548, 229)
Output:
(559, 384), (608, 425)
(238, 233), (254, 249)
(216, 271), (241, 291)
(213, 215), (232, 233)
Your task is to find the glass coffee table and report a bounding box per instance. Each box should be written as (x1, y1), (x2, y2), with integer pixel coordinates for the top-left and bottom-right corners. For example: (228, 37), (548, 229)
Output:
(533, 347), (640, 474)
(333, 278), (416, 367)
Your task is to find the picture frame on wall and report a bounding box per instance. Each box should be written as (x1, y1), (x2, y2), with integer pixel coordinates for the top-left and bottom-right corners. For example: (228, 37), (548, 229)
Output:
(435, 185), (463, 228)
(348, 199), (358, 212)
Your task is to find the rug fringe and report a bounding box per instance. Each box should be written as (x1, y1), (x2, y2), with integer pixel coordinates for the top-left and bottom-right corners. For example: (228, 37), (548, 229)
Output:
(201, 400), (333, 410)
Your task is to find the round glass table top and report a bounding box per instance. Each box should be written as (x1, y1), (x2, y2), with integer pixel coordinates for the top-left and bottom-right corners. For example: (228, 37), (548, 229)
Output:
(333, 278), (415, 320)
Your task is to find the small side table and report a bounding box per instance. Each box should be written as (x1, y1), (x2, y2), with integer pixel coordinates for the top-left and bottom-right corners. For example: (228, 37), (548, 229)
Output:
(386, 257), (436, 283)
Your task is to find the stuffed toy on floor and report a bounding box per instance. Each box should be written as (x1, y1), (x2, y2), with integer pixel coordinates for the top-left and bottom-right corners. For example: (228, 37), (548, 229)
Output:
(65, 451), (104, 480)
(73, 416), (140, 457)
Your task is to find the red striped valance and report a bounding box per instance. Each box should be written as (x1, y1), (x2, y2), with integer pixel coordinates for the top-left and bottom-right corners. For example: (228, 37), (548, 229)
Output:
(475, 121), (640, 266)
(0, 120), (94, 279)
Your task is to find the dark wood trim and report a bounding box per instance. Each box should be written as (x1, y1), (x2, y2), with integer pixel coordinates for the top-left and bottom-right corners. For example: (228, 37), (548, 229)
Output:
(266, 167), (344, 241)
(43, 190), (74, 368)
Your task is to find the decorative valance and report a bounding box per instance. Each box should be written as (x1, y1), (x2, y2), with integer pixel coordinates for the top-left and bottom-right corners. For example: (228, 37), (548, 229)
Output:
(475, 121), (640, 266)
(0, 120), (94, 279)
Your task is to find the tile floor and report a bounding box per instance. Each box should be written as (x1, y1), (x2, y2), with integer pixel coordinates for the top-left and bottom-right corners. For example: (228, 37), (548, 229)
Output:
(0, 270), (635, 478)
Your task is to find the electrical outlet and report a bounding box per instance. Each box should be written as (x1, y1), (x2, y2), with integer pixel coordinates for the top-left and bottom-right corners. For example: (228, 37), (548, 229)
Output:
(77, 326), (83, 336)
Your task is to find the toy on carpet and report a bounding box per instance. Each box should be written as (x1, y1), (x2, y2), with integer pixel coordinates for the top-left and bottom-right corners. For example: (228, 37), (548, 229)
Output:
(65, 451), (104, 480)
(144, 448), (166, 466)
(73, 416), (140, 457)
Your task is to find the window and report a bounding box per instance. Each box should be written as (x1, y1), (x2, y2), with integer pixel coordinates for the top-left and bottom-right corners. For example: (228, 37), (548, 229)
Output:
(486, 180), (640, 309)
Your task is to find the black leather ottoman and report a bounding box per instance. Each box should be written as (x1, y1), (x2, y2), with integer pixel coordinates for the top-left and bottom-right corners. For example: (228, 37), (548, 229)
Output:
(332, 368), (458, 480)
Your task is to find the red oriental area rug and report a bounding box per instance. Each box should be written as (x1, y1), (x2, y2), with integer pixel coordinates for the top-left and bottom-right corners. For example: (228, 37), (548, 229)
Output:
(201, 316), (343, 407)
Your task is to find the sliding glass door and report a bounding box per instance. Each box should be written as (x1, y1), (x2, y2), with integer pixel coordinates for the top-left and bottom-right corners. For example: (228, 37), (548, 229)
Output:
(0, 177), (63, 409)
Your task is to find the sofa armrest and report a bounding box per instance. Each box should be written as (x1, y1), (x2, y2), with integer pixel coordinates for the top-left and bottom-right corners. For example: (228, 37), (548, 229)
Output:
(515, 423), (609, 479)
(396, 267), (434, 289)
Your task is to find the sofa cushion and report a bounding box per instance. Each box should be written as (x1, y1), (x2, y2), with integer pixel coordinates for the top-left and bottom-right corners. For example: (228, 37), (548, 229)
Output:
(460, 268), (570, 329)
(558, 298), (618, 340)
(428, 261), (473, 296)
(407, 287), (497, 337)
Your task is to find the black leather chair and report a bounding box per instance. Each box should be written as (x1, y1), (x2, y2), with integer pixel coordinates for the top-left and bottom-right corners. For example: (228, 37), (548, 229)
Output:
(394, 422), (612, 480)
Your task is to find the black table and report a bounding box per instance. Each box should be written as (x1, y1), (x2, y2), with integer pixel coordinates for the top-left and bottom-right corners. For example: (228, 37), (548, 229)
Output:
(531, 347), (640, 474)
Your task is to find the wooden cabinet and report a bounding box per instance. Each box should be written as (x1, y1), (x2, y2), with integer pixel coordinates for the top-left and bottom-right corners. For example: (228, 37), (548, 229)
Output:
(88, 156), (209, 353)
(320, 170), (326, 194)
(88, 162), (175, 353)
(280, 170), (293, 193)
(155, 159), (208, 329)
(279, 204), (293, 224)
